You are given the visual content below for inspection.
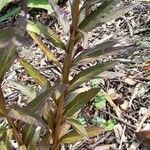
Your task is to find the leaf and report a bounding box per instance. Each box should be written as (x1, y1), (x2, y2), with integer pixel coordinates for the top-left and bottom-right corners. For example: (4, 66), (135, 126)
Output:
(65, 87), (91, 106)
(27, 0), (58, 12)
(28, 31), (62, 68)
(94, 90), (107, 109)
(48, 0), (69, 33)
(78, 29), (89, 49)
(78, 0), (119, 32)
(66, 117), (87, 137)
(22, 125), (36, 146)
(94, 95), (106, 109)
(64, 88), (100, 117)
(101, 4), (135, 23)
(9, 80), (36, 101)
(60, 126), (104, 144)
(42, 106), (54, 130)
(74, 41), (132, 65)
(27, 126), (41, 150)
(9, 105), (47, 128)
(27, 20), (66, 50)
(0, 0), (12, 11)
(135, 130), (150, 147)
(0, 7), (21, 23)
(69, 61), (117, 91)
(38, 133), (51, 149)
(18, 57), (49, 87)
(25, 86), (55, 113)
(81, 0), (102, 10)
(0, 41), (16, 82)
(73, 40), (117, 64)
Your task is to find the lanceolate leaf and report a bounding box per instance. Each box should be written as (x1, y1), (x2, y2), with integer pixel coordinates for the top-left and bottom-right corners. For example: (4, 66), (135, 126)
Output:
(66, 117), (87, 137)
(22, 125), (36, 146)
(28, 0), (58, 12)
(9, 80), (36, 101)
(25, 86), (54, 113)
(74, 44), (132, 65)
(9, 105), (47, 128)
(48, 0), (69, 33)
(18, 57), (49, 87)
(27, 21), (66, 50)
(63, 88), (100, 117)
(0, 0), (58, 12)
(42, 106), (54, 130)
(69, 61), (117, 91)
(78, 0), (119, 32)
(27, 126), (41, 150)
(101, 4), (135, 23)
(60, 126), (104, 144)
(73, 40), (117, 64)
(65, 87), (91, 106)
(28, 31), (62, 69)
(0, 42), (16, 82)
(0, 7), (21, 23)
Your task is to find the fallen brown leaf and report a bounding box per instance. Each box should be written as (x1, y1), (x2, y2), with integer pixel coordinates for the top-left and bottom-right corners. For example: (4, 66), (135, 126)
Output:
(135, 130), (150, 147)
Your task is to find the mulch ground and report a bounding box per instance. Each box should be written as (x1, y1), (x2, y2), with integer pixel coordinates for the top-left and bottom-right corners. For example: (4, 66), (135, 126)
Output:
(0, 0), (150, 150)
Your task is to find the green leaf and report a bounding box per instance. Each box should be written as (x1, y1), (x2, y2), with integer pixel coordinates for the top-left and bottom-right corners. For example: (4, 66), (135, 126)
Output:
(22, 125), (36, 146)
(8, 105), (47, 128)
(91, 117), (106, 126)
(78, 0), (119, 32)
(66, 117), (87, 137)
(78, 117), (87, 125)
(25, 86), (55, 113)
(81, 0), (101, 10)
(0, 40), (16, 82)
(94, 90), (107, 109)
(92, 117), (116, 131)
(60, 126), (104, 144)
(9, 80), (36, 101)
(0, 7), (21, 23)
(65, 87), (91, 106)
(90, 78), (103, 87)
(42, 106), (54, 130)
(0, 0), (12, 11)
(27, 0), (58, 12)
(18, 57), (49, 87)
(102, 119), (116, 131)
(27, 20), (66, 50)
(101, 4), (135, 23)
(64, 88), (100, 117)
(28, 31), (62, 68)
(69, 61), (117, 91)
(27, 126), (41, 150)
(73, 40), (118, 64)
(48, 0), (69, 33)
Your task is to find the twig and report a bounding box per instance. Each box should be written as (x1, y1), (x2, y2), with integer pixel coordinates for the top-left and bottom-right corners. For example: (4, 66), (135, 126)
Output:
(89, 132), (112, 149)
(103, 110), (136, 130)
(118, 125), (126, 150)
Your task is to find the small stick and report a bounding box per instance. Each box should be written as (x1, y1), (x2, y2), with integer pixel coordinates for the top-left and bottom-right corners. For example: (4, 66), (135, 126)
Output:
(103, 110), (136, 130)
(118, 125), (126, 150)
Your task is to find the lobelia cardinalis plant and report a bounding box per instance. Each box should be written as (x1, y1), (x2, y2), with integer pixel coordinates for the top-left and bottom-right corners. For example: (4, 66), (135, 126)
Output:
(0, 0), (134, 149)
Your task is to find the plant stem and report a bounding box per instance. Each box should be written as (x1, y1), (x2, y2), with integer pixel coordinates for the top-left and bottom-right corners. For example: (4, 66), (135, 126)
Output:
(51, 1), (80, 149)
(0, 85), (23, 145)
